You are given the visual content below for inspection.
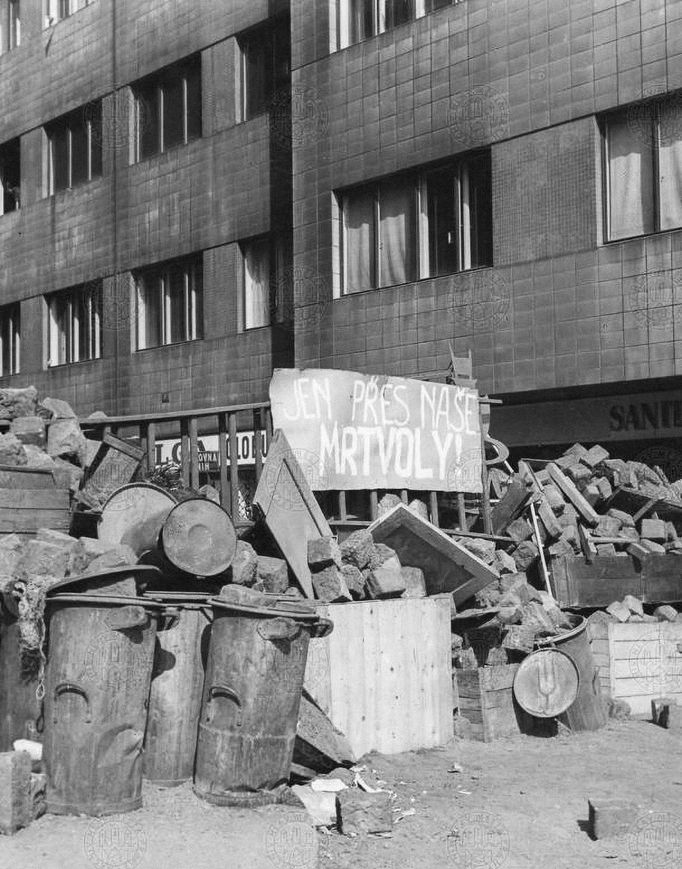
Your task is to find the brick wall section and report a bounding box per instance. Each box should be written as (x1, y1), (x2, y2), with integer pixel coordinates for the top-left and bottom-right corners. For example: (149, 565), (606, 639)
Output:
(291, 0), (682, 394)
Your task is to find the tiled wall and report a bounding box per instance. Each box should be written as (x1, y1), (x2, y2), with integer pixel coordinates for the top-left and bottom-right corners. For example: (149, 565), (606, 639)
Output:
(291, 0), (682, 396)
(0, 0), (287, 414)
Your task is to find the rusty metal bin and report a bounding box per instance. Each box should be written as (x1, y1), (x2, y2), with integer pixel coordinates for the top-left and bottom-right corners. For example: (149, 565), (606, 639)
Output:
(43, 593), (163, 816)
(193, 593), (332, 806)
(142, 592), (212, 786)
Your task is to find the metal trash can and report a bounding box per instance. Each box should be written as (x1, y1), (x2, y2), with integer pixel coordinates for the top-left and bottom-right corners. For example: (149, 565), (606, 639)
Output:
(43, 593), (163, 816)
(143, 591), (212, 786)
(193, 590), (332, 806)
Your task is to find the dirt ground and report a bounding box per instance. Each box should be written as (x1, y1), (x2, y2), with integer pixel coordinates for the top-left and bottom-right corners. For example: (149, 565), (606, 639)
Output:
(2, 718), (682, 869)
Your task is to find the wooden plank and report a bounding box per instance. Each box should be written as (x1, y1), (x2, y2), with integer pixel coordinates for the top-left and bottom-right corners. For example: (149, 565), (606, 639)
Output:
(0, 509), (71, 532)
(641, 554), (682, 603)
(228, 414), (239, 520)
(253, 430), (332, 598)
(101, 431), (145, 461)
(549, 554), (643, 608)
(0, 490), (69, 508)
(303, 598), (452, 756)
(537, 498), (563, 539)
(0, 467), (55, 489)
(368, 503), (499, 606)
(189, 416), (200, 490)
(490, 475), (532, 535)
(218, 414), (229, 511)
(547, 463), (599, 526)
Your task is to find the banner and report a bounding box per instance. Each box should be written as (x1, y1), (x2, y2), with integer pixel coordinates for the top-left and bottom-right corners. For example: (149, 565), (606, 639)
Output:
(269, 368), (482, 492)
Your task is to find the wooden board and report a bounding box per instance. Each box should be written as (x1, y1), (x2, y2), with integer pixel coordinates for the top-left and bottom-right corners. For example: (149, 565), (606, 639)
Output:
(80, 433), (144, 509)
(589, 621), (682, 716)
(606, 486), (682, 522)
(303, 597), (452, 756)
(0, 466), (56, 490)
(368, 503), (499, 606)
(547, 463), (599, 526)
(0, 488), (70, 534)
(253, 430), (332, 599)
(456, 665), (521, 741)
(550, 554), (682, 608)
(490, 475), (532, 535)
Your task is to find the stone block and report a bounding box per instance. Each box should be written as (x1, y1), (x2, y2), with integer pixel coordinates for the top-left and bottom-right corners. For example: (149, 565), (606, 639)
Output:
(9, 417), (46, 448)
(564, 443), (589, 460)
(30, 772), (46, 820)
(512, 540), (539, 571)
(460, 536), (496, 564)
(256, 556), (289, 594)
(340, 564), (365, 599)
(566, 464), (592, 488)
(336, 789), (393, 835)
(340, 530), (373, 570)
(595, 477), (613, 500)
(640, 540), (666, 554)
(622, 594), (643, 616)
(400, 566), (426, 598)
(507, 517), (534, 543)
(588, 797), (638, 839)
(640, 519), (667, 542)
(0, 433), (27, 466)
(366, 555), (406, 599)
(407, 499), (428, 520)
(595, 543), (616, 556)
(22, 444), (55, 470)
(376, 494), (401, 518)
(368, 543), (398, 570)
(52, 458), (84, 493)
(654, 605), (678, 622)
(230, 540), (258, 586)
(499, 572), (527, 592)
(47, 419), (87, 465)
(15, 540), (70, 581)
(606, 601), (631, 623)
(474, 584), (501, 608)
(543, 484), (566, 513)
(595, 515), (622, 537)
(494, 549), (518, 574)
(521, 601), (555, 634)
(84, 547), (138, 574)
(548, 536), (574, 558)
(312, 566), (351, 602)
(607, 508), (635, 527)
(308, 536), (342, 571)
(502, 623), (535, 653)
(582, 484), (601, 507)
(0, 751), (32, 835)
(581, 445), (610, 468)
(40, 397), (77, 419)
(0, 387), (38, 420)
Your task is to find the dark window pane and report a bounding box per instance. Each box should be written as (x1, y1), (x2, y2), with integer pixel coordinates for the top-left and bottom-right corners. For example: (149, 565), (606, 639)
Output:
(59, 0), (70, 18)
(162, 75), (185, 151)
(385, 0), (414, 29)
(51, 126), (69, 191)
(350, 0), (374, 43)
(427, 168), (459, 276)
(244, 34), (272, 118)
(272, 19), (291, 94)
(425, 0), (451, 10)
(139, 85), (160, 159)
(466, 153), (493, 268)
(89, 104), (102, 178)
(142, 272), (162, 348)
(186, 64), (202, 141)
(70, 118), (89, 186)
(167, 264), (186, 343)
(0, 138), (20, 212)
(192, 262), (203, 338)
(345, 188), (376, 292)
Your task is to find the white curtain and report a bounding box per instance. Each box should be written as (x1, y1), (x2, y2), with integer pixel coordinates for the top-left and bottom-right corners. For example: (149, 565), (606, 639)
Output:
(659, 101), (682, 231)
(244, 239), (270, 329)
(345, 189), (375, 293)
(607, 115), (655, 239)
(379, 180), (415, 287)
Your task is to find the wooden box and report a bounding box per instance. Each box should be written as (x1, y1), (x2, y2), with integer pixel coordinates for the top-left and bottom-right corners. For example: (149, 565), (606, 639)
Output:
(456, 664), (521, 742)
(303, 597), (453, 756)
(589, 621), (682, 716)
(0, 466), (70, 536)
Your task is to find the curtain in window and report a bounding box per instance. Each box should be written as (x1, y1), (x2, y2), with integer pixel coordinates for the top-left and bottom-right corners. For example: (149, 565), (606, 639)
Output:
(244, 240), (270, 328)
(350, 0), (374, 43)
(607, 115), (655, 240)
(345, 189), (375, 293)
(379, 181), (415, 287)
(659, 101), (682, 231)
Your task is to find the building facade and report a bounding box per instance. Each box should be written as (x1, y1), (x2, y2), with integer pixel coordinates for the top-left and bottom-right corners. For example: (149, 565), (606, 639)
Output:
(1, 0), (682, 475)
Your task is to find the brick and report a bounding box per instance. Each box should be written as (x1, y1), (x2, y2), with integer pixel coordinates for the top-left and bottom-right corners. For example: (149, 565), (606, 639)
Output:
(544, 484), (566, 513)
(582, 483), (601, 507)
(366, 555), (406, 599)
(255, 556), (289, 594)
(595, 515), (621, 537)
(336, 789), (393, 835)
(595, 477), (613, 500)
(312, 566), (351, 603)
(9, 416), (46, 448)
(0, 751), (32, 835)
(400, 566), (426, 598)
(307, 536), (342, 571)
(563, 443), (589, 461)
(229, 540), (257, 586)
(581, 444), (610, 468)
(566, 463), (592, 488)
(588, 797), (639, 839)
(640, 519), (666, 541)
(340, 530), (373, 570)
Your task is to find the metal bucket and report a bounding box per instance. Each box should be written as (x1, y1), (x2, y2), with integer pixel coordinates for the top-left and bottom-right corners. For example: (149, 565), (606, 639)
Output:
(43, 593), (162, 816)
(536, 614), (607, 731)
(161, 499), (237, 577)
(193, 594), (332, 806)
(143, 592), (212, 786)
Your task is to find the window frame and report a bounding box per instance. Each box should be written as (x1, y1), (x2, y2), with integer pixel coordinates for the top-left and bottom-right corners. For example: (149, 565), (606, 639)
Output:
(338, 0), (458, 50)
(46, 104), (101, 194)
(44, 0), (92, 27)
(340, 153), (492, 295)
(135, 256), (203, 350)
(46, 282), (102, 367)
(238, 16), (291, 123)
(133, 57), (202, 162)
(0, 302), (20, 376)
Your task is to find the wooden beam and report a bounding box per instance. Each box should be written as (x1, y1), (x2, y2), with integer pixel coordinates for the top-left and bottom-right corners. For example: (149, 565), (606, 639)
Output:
(547, 463), (599, 527)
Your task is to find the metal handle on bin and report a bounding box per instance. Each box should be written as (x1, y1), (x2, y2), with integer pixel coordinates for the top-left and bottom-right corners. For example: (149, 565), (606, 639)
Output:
(310, 617), (333, 639)
(160, 607), (181, 631)
(54, 682), (92, 724)
(208, 684), (242, 727)
(257, 617), (300, 641)
(105, 605), (148, 631)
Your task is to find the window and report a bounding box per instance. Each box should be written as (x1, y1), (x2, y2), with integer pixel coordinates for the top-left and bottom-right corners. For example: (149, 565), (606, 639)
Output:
(44, 0), (91, 26)
(340, 153), (492, 293)
(0, 138), (20, 214)
(340, 0), (459, 48)
(47, 282), (102, 366)
(242, 237), (271, 329)
(604, 97), (682, 240)
(240, 17), (290, 121)
(135, 256), (203, 349)
(134, 57), (202, 161)
(0, 303), (19, 375)
(0, 0), (20, 52)
(46, 104), (101, 193)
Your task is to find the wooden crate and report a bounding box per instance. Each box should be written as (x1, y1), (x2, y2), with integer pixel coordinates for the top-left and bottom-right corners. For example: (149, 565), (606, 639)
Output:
(589, 621), (682, 716)
(0, 466), (70, 535)
(303, 597), (452, 756)
(456, 665), (521, 742)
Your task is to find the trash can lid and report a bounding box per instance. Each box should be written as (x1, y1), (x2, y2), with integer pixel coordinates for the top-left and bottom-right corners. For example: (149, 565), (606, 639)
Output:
(210, 588), (319, 621)
(46, 565), (162, 597)
(513, 648), (580, 718)
(161, 498), (237, 577)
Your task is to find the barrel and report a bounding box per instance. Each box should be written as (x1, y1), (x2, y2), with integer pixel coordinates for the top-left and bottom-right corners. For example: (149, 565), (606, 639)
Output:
(193, 593), (332, 806)
(536, 614), (607, 731)
(98, 483), (177, 557)
(143, 592), (212, 786)
(161, 498), (237, 577)
(0, 594), (40, 750)
(42, 593), (162, 816)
